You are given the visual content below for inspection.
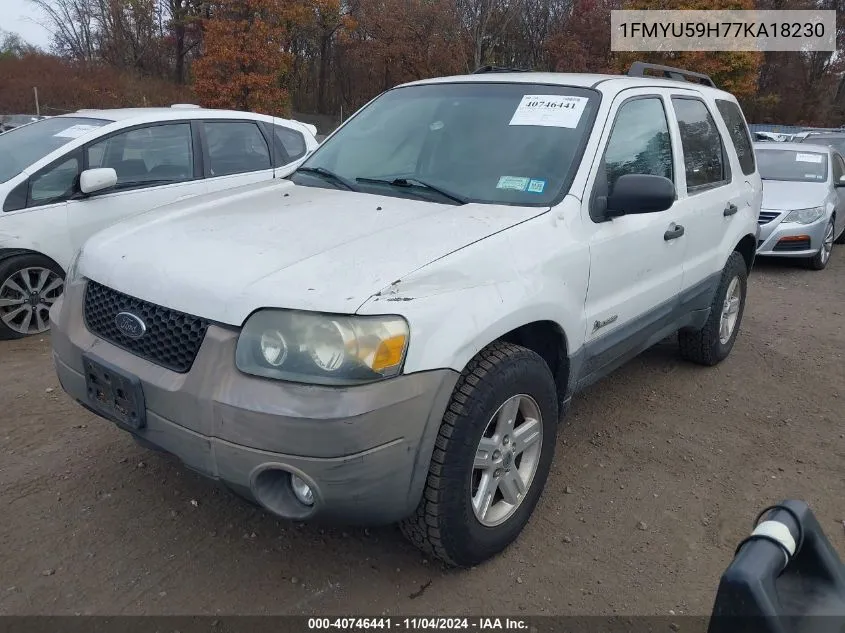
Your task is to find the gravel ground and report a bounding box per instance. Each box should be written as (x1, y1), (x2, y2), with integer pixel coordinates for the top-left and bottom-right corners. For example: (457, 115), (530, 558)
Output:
(1, 254), (843, 616)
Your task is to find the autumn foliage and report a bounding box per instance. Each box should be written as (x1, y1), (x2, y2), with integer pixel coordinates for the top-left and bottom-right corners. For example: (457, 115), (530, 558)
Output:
(0, 53), (194, 114)
(609, 0), (763, 102)
(192, 0), (304, 116)
(2, 0), (844, 127)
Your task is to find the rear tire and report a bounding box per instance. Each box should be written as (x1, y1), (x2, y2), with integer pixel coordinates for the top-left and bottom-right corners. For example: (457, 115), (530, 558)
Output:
(400, 341), (558, 568)
(0, 254), (65, 340)
(678, 251), (747, 366)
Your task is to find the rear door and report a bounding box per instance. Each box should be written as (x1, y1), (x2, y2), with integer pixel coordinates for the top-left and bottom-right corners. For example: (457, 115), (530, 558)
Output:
(199, 120), (275, 195)
(668, 92), (753, 300)
(67, 121), (205, 248)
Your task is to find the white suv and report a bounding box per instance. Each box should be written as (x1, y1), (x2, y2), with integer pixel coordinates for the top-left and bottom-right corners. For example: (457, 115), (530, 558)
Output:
(50, 64), (761, 567)
(0, 105), (318, 338)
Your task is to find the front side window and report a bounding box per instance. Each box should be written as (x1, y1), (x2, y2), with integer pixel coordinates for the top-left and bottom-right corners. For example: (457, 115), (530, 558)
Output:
(203, 121), (271, 177)
(715, 99), (755, 176)
(0, 117), (110, 184)
(29, 156), (80, 206)
(87, 123), (194, 189)
(603, 97), (673, 193)
(292, 82), (600, 206)
(832, 154), (845, 182)
(756, 149), (828, 183)
(672, 98), (729, 190)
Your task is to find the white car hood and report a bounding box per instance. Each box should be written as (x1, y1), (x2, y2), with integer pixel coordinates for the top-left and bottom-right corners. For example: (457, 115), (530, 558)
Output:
(79, 180), (547, 325)
(761, 180), (828, 210)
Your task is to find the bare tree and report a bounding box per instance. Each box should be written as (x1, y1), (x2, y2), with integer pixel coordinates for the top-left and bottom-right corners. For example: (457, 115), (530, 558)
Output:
(29, 0), (99, 61)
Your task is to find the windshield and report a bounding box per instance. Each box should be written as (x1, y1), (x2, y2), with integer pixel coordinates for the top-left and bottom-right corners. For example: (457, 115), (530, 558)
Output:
(756, 148), (828, 183)
(0, 116), (111, 183)
(801, 136), (845, 155)
(292, 82), (600, 206)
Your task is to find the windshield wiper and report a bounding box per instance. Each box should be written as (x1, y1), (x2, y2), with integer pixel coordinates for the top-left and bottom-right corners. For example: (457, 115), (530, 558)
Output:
(356, 176), (468, 205)
(295, 166), (357, 191)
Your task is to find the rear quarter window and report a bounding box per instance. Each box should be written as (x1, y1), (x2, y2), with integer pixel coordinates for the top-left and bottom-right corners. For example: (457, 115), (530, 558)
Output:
(715, 99), (755, 176)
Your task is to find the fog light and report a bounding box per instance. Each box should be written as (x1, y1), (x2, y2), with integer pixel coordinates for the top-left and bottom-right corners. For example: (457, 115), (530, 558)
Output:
(290, 474), (314, 506)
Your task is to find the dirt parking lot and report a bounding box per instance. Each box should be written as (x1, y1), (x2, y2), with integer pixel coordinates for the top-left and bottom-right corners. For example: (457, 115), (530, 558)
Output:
(1, 254), (843, 616)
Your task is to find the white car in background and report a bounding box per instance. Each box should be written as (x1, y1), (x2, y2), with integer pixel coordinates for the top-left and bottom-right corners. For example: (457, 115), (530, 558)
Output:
(0, 105), (318, 339)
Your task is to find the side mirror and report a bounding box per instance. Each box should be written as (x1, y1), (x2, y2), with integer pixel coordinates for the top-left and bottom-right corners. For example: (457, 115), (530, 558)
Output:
(836, 175), (845, 188)
(605, 174), (676, 218)
(79, 168), (117, 194)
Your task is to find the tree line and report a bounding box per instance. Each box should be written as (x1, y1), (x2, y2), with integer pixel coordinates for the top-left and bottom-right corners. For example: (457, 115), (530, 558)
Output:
(0, 0), (843, 128)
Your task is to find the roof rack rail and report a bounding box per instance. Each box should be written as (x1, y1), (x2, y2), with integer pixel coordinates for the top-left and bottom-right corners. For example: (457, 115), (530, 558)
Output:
(472, 65), (530, 74)
(627, 62), (716, 88)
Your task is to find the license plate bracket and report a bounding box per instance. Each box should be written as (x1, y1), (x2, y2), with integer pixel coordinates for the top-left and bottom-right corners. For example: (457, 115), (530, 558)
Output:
(82, 353), (146, 430)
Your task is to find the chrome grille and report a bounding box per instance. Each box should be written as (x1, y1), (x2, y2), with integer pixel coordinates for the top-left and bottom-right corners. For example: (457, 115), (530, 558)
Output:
(758, 210), (781, 225)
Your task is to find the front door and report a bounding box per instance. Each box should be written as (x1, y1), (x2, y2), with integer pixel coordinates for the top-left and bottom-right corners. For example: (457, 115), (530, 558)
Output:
(580, 90), (689, 382)
(67, 121), (205, 248)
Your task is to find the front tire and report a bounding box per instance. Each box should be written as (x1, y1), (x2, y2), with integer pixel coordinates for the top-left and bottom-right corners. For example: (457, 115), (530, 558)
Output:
(0, 254), (65, 340)
(400, 342), (558, 568)
(678, 251), (748, 366)
(807, 218), (835, 270)
(834, 218), (845, 245)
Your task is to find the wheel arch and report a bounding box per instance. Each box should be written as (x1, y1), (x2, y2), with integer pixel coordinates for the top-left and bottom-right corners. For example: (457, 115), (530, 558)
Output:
(733, 233), (757, 275)
(0, 248), (66, 276)
(495, 319), (571, 412)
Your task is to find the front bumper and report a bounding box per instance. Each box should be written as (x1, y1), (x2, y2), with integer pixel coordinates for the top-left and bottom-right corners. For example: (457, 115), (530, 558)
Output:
(50, 281), (459, 525)
(756, 211), (829, 258)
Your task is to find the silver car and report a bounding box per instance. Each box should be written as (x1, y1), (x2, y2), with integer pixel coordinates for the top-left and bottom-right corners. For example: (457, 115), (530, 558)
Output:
(754, 142), (845, 270)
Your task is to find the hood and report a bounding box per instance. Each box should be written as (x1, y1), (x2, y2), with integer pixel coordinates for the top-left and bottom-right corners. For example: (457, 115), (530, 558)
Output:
(79, 180), (546, 325)
(761, 180), (828, 210)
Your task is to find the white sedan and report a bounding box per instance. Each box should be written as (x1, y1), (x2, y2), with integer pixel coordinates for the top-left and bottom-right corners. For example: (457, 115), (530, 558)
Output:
(0, 105), (318, 338)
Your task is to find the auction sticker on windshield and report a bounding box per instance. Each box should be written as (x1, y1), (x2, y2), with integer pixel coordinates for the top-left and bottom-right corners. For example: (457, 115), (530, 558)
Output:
(795, 153), (823, 163)
(509, 95), (588, 128)
(53, 124), (101, 139)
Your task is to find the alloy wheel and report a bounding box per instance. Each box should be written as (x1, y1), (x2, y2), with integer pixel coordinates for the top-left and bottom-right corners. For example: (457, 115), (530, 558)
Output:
(0, 267), (64, 335)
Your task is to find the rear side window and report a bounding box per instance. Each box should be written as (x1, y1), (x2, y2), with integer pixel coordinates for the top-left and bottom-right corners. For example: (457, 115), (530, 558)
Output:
(672, 97), (729, 190)
(273, 125), (307, 163)
(202, 121), (271, 177)
(715, 99), (755, 176)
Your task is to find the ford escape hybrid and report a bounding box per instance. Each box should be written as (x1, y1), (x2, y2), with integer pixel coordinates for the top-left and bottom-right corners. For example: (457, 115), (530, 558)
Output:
(50, 64), (761, 567)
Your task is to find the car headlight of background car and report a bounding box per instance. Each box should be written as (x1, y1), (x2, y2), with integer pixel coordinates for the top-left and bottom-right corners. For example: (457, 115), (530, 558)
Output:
(235, 309), (409, 385)
(784, 206), (825, 224)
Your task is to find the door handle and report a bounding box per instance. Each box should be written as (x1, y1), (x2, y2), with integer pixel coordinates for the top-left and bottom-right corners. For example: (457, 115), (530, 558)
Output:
(723, 203), (738, 217)
(664, 224), (685, 241)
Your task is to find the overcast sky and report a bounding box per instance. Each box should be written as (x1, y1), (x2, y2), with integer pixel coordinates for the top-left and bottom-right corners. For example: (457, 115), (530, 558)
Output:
(4, 0), (52, 49)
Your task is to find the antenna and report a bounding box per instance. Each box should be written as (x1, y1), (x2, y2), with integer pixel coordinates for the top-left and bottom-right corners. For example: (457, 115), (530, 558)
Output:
(271, 111), (277, 179)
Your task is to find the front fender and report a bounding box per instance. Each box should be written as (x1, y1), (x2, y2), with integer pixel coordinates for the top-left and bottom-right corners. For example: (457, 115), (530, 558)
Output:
(356, 214), (591, 374)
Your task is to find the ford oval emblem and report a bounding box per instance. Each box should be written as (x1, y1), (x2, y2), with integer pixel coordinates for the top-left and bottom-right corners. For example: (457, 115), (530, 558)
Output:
(115, 312), (146, 339)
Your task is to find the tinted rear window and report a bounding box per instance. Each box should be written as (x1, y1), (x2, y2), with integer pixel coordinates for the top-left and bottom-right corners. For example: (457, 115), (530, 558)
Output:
(716, 99), (755, 176)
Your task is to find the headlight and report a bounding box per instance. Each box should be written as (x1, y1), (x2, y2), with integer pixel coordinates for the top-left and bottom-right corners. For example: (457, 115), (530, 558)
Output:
(66, 248), (84, 283)
(235, 309), (409, 386)
(784, 207), (824, 224)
